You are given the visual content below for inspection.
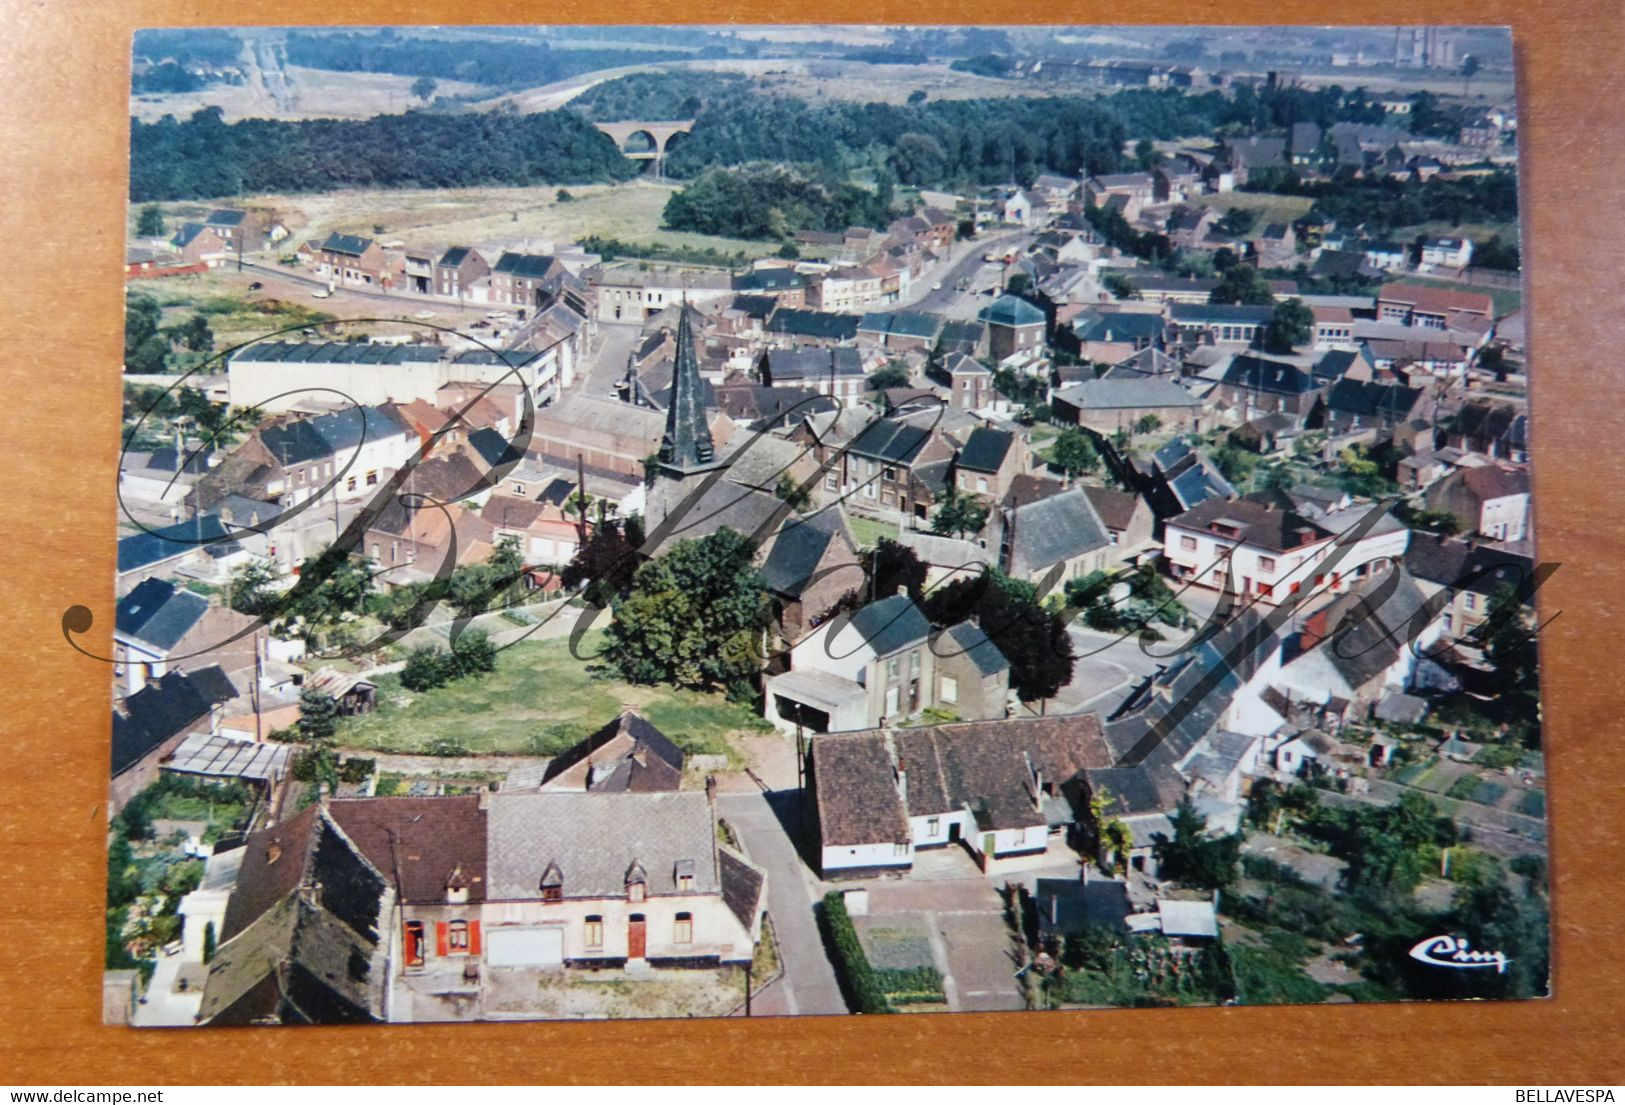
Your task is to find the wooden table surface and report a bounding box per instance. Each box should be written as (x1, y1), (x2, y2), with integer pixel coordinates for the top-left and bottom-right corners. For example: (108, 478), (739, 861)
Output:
(0, 0), (1620, 1085)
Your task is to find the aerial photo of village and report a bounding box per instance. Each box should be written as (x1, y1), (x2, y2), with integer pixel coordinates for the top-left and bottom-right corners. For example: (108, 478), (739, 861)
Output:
(105, 24), (1548, 1026)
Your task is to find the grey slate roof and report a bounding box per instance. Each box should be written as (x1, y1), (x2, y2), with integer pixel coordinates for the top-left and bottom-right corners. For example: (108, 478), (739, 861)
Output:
(848, 594), (931, 657)
(848, 416), (935, 465)
(1072, 311), (1164, 344)
(485, 791), (720, 900)
(1005, 487), (1112, 577)
(111, 665), (236, 775)
(767, 308), (859, 341)
(118, 514), (232, 573)
(657, 304), (722, 475)
(115, 577), (208, 650)
(319, 232), (372, 256)
(437, 246), (471, 268)
(1324, 378), (1423, 419)
(232, 341), (443, 366)
(758, 509), (846, 599)
(938, 621), (1009, 676)
(1054, 378), (1202, 411)
(979, 295), (1046, 328)
(1222, 355), (1318, 396)
(956, 427), (1014, 473)
(1169, 303), (1275, 325)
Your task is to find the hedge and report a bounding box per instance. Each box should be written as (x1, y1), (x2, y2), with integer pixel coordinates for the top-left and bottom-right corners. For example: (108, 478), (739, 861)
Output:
(817, 891), (893, 1014)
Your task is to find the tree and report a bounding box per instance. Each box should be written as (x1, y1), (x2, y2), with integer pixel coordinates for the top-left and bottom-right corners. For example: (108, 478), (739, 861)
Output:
(924, 570), (1075, 703)
(775, 473), (811, 512)
(776, 241), (801, 260)
(555, 188), (575, 203)
(867, 363), (911, 391)
(1133, 413), (1162, 436)
(561, 516), (645, 607)
(1264, 297), (1314, 353)
(1103, 273), (1140, 301)
(930, 488), (989, 539)
(1049, 428), (1100, 477)
(136, 203), (166, 237)
(449, 628), (497, 679)
(411, 75), (438, 102)
(604, 528), (768, 694)
(907, 89), (928, 105)
(401, 645), (452, 692)
(1152, 796), (1243, 890)
(296, 689), (340, 742)
(227, 560), (281, 617)
(860, 539), (927, 605)
(1209, 263), (1275, 306)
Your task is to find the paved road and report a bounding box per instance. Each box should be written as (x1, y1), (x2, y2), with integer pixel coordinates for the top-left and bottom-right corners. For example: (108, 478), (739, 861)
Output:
(907, 230), (1030, 315)
(717, 790), (847, 1016)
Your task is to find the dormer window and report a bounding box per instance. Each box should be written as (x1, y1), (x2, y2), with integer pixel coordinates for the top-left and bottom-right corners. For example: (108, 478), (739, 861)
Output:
(674, 859), (695, 893)
(625, 860), (648, 902)
(446, 864), (469, 905)
(540, 861), (563, 903)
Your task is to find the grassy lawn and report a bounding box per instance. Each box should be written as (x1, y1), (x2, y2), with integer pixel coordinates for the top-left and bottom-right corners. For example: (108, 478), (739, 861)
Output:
(205, 180), (796, 264)
(844, 513), (901, 549)
(336, 631), (769, 758)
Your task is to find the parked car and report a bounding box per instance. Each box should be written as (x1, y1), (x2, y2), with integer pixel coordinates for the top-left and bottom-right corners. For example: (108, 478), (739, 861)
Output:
(247, 281), (264, 291)
(311, 288), (331, 299)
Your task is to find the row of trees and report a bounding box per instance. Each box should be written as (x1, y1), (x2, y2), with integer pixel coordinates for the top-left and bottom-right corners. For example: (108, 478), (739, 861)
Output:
(282, 30), (699, 90)
(124, 292), (214, 374)
(130, 106), (640, 201)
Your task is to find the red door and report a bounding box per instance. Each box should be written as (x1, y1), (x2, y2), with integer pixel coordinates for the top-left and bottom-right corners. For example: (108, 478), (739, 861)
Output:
(628, 915), (647, 959)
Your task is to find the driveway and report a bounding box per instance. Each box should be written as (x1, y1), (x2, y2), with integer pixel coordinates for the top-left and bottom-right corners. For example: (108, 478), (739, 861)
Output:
(1047, 624), (1175, 716)
(716, 790), (847, 1017)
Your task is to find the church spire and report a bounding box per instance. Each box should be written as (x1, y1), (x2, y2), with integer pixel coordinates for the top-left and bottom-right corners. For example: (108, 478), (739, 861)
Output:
(657, 300), (720, 477)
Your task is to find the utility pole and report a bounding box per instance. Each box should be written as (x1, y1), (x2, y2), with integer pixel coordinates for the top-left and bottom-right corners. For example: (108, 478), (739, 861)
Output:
(743, 960), (753, 1017)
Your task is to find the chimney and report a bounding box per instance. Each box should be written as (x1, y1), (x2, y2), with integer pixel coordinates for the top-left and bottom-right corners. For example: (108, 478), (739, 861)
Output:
(896, 758), (908, 807)
(705, 774), (717, 806)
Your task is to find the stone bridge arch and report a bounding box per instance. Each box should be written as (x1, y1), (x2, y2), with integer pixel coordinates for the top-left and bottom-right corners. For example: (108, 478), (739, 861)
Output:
(591, 119), (696, 178)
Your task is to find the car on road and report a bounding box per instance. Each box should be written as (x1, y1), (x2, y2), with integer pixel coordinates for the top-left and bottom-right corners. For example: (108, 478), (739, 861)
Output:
(311, 288), (332, 299)
(247, 281), (263, 291)
(413, 310), (436, 320)
(932, 281), (943, 290)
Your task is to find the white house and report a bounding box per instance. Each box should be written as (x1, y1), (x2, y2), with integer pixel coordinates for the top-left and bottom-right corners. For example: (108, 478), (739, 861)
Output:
(1161, 495), (1412, 606)
(1419, 235), (1474, 271)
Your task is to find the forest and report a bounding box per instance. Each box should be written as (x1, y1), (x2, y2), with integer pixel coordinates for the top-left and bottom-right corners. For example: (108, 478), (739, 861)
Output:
(132, 28), (245, 68)
(661, 167), (895, 240)
(283, 30), (705, 89)
(128, 106), (639, 201)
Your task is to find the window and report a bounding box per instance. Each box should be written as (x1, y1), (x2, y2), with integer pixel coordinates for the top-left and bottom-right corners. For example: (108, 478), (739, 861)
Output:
(628, 881), (646, 903)
(1258, 555), (1277, 573)
(542, 885), (563, 903)
(346, 476), (357, 493)
(1464, 593), (1478, 611)
(403, 921), (425, 967)
(939, 675), (958, 704)
(366, 470), (379, 487)
(926, 816), (940, 836)
(884, 466), (897, 483)
(448, 920), (470, 953)
(673, 912), (693, 945)
(909, 649), (920, 674)
(584, 915), (603, 950)
(894, 842), (909, 857)
(887, 656), (899, 679)
(977, 477), (988, 494)
(1179, 535), (1198, 552)
(1257, 582), (1273, 597)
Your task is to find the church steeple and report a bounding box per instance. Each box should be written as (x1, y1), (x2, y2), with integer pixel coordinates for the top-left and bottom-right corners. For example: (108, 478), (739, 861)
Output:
(657, 300), (721, 477)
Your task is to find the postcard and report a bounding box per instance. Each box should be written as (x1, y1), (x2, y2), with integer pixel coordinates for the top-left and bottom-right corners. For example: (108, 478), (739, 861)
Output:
(100, 24), (1545, 1026)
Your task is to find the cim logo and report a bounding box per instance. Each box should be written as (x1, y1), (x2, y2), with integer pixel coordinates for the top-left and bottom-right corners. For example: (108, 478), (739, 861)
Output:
(1408, 934), (1511, 973)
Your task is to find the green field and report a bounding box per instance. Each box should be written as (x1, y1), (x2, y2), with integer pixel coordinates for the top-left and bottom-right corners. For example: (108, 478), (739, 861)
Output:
(845, 513), (902, 549)
(335, 631), (769, 757)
